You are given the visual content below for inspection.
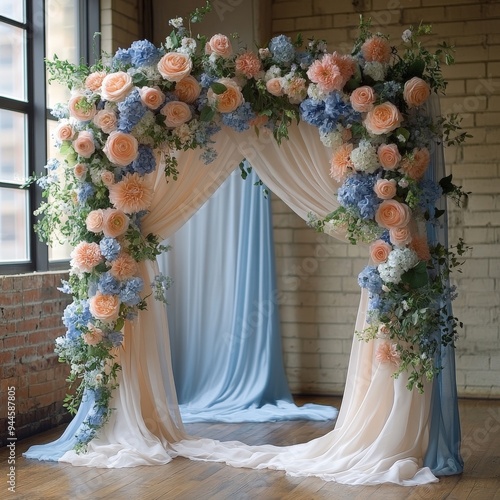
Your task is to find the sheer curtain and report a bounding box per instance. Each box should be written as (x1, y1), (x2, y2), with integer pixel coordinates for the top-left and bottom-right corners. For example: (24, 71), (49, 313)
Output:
(159, 166), (336, 423)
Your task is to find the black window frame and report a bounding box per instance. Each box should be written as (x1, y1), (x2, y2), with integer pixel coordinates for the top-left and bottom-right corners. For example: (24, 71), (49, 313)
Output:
(0, 0), (100, 275)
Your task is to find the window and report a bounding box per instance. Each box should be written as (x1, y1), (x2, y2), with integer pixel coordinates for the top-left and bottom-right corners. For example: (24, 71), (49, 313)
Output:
(0, 0), (100, 274)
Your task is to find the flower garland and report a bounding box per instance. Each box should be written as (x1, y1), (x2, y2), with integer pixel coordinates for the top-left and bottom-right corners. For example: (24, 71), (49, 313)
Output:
(34, 2), (468, 449)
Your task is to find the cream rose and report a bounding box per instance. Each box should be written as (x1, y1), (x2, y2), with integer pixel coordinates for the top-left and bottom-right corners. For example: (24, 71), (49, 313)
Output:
(101, 71), (134, 102)
(73, 131), (95, 158)
(157, 52), (193, 82)
(102, 208), (130, 238)
(363, 102), (403, 135)
(85, 71), (107, 92)
(139, 86), (165, 109)
(377, 143), (401, 170)
(101, 171), (115, 187)
(103, 131), (138, 166)
(375, 199), (412, 229)
(68, 95), (96, 121)
(207, 79), (243, 113)
(403, 77), (431, 108)
(89, 292), (121, 323)
(160, 101), (192, 128)
(55, 122), (75, 142)
(206, 34), (232, 58)
(93, 109), (118, 134)
(174, 76), (201, 104)
(86, 209), (104, 233)
(374, 179), (397, 199)
(369, 239), (392, 265)
(266, 78), (284, 97)
(350, 86), (376, 112)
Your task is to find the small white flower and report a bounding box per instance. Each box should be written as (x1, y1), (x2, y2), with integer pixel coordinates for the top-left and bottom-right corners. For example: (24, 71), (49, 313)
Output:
(165, 37), (174, 50)
(319, 130), (343, 149)
(179, 37), (197, 55)
(402, 300), (410, 311)
(259, 48), (271, 59)
(169, 17), (183, 29)
(350, 139), (379, 173)
(363, 61), (387, 81)
(264, 65), (281, 81)
(398, 178), (409, 188)
(402, 29), (412, 43)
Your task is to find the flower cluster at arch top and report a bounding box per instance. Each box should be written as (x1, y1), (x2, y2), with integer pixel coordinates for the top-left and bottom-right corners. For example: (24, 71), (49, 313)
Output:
(35, 5), (468, 449)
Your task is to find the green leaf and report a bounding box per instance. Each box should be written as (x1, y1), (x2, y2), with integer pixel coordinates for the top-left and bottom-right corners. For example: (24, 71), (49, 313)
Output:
(59, 142), (75, 155)
(401, 261), (429, 289)
(406, 58), (426, 78)
(210, 82), (227, 95)
(199, 106), (216, 122)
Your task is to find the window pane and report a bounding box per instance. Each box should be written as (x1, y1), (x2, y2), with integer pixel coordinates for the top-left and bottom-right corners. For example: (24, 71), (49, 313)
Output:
(0, 187), (29, 261)
(0, 22), (26, 101)
(46, 0), (78, 109)
(0, 109), (26, 183)
(0, 1), (25, 23)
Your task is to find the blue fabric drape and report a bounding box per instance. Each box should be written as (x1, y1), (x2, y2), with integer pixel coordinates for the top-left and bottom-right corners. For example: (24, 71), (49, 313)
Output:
(160, 166), (336, 423)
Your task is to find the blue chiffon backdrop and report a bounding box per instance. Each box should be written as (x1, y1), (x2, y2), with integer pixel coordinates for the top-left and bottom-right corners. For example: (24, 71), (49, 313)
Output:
(159, 166), (337, 423)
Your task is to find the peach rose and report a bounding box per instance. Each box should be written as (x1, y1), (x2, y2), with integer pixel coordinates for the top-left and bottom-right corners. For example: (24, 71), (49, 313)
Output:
(401, 147), (430, 180)
(235, 52), (262, 78)
(374, 179), (397, 199)
(266, 77), (284, 97)
(73, 131), (95, 158)
(403, 77), (431, 108)
(55, 122), (75, 142)
(101, 171), (115, 187)
(101, 71), (133, 102)
(73, 163), (87, 181)
(86, 209), (104, 233)
(361, 36), (391, 64)
(85, 71), (107, 92)
(363, 102), (403, 135)
(82, 325), (103, 345)
(160, 101), (192, 128)
(102, 208), (130, 238)
(207, 79), (243, 113)
(157, 52), (193, 82)
(93, 109), (118, 134)
(369, 239), (392, 265)
(108, 172), (153, 213)
(109, 252), (138, 280)
(389, 226), (413, 247)
(70, 241), (102, 272)
(174, 76), (201, 104)
(139, 86), (165, 109)
(375, 200), (412, 229)
(377, 143), (401, 170)
(350, 86), (376, 112)
(89, 292), (121, 323)
(410, 234), (431, 261)
(68, 95), (96, 121)
(206, 34), (232, 58)
(103, 131), (138, 166)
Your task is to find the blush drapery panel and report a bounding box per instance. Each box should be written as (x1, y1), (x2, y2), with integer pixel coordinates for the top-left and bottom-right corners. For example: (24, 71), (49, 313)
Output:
(159, 166), (336, 423)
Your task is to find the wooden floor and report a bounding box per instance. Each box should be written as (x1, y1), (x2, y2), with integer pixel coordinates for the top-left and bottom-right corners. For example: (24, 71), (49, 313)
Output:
(3, 396), (500, 500)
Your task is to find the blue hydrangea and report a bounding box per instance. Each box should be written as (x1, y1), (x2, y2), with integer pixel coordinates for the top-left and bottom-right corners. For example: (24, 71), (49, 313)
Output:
(98, 272), (121, 295)
(200, 147), (217, 165)
(75, 425), (94, 444)
(337, 173), (380, 219)
(380, 230), (391, 244)
(45, 158), (60, 172)
(200, 73), (217, 88)
(50, 103), (69, 119)
(57, 280), (72, 294)
(358, 266), (383, 294)
(107, 330), (124, 347)
(129, 40), (161, 67)
(300, 98), (327, 128)
(99, 238), (121, 261)
(221, 102), (255, 132)
(295, 51), (313, 68)
(118, 89), (147, 133)
(77, 183), (95, 204)
(269, 35), (295, 65)
(63, 300), (92, 340)
(324, 92), (360, 127)
(381, 81), (402, 102)
(131, 145), (156, 175)
(119, 277), (143, 306)
(87, 406), (107, 427)
(418, 178), (443, 218)
(112, 47), (132, 67)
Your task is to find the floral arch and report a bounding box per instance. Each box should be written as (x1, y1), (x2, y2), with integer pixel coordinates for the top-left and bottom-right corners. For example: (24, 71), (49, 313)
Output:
(28, 8), (468, 485)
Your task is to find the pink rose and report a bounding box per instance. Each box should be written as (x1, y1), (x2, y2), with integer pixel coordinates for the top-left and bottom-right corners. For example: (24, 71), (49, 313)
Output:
(70, 241), (102, 272)
(103, 131), (138, 166)
(369, 240), (392, 265)
(206, 34), (232, 58)
(403, 77), (431, 108)
(68, 95), (96, 121)
(102, 208), (130, 238)
(350, 86), (376, 112)
(375, 199), (412, 229)
(207, 78), (243, 113)
(389, 226), (413, 247)
(235, 52), (261, 79)
(101, 171), (115, 187)
(266, 77), (284, 97)
(73, 131), (95, 158)
(363, 102), (403, 135)
(157, 52), (193, 82)
(55, 122), (75, 141)
(377, 143), (401, 170)
(82, 325), (103, 345)
(160, 101), (192, 128)
(101, 71), (133, 102)
(174, 76), (201, 104)
(93, 109), (118, 134)
(139, 86), (165, 109)
(85, 71), (107, 92)
(374, 179), (397, 199)
(73, 163), (87, 181)
(89, 292), (121, 323)
(86, 209), (104, 233)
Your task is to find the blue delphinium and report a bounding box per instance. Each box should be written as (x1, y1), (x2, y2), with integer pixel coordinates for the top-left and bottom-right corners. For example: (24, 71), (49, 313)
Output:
(62, 300), (92, 341)
(75, 425), (94, 444)
(269, 35), (295, 65)
(130, 145), (156, 175)
(221, 102), (255, 132)
(77, 182), (95, 204)
(418, 178), (443, 219)
(118, 89), (147, 133)
(87, 405), (107, 427)
(337, 173), (380, 219)
(119, 277), (144, 306)
(57, 280), (72, 294)
(358, 266), (383, 294)
(99, 238), (121, 262)
(98, 272), (121, 295)
(129, 40), (161, 67)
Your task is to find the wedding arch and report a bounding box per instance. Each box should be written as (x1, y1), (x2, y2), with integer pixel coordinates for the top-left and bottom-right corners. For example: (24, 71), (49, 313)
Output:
(25, 9), (468, 485)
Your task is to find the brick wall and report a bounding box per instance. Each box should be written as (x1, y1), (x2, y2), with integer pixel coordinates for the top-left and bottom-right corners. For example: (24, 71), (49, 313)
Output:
(101, 0), (143, 54)
(0, 273), (71, 446)
(271, 0), (500, 397)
